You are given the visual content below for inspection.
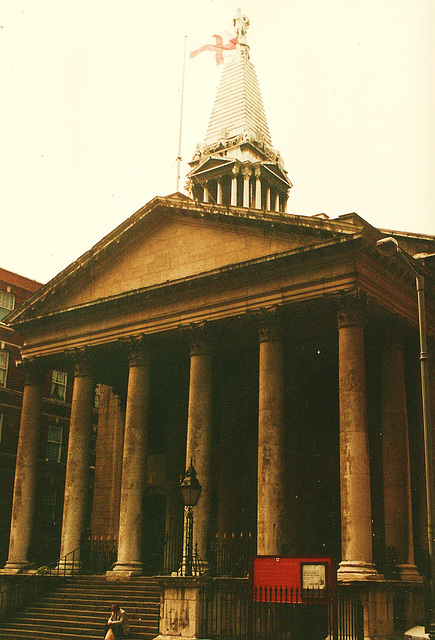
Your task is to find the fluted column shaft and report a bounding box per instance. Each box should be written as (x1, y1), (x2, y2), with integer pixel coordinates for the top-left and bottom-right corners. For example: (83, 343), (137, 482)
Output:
(257, 310), (286, 556)
(185, 330), (213, 563)
(231, 171), (238, 206)
(381, 328), (419, 579)
(255, 169), (262, 209)
(337, 300), (377, 579)
(111, 340), (150, 576)
(216, 180), (223, 205)
(274, 193), (280, 212)
(266, 188), (271, 211)
(4, 360), (43, 571)
(60, 351), (95, 563)
(243, 168), (251, 208)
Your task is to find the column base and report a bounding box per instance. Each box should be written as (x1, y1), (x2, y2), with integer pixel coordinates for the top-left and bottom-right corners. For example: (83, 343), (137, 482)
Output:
(107, 561), (143, 579)
(337, 560), (379, 581)
(1, 561), (33, 574)
(397, 563), (423, 582)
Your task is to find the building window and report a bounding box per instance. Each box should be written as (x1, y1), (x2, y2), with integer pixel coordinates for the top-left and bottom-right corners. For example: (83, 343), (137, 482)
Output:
(0, 349), (9, 388)
(0, 290), (15, 321)
(94, 383), (101, 409)
(46, 424), (63, 461)
(51, 370), (67, 402)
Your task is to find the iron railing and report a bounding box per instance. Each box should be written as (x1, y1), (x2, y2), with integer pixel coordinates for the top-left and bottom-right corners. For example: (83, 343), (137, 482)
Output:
(81, 536), (118, 574)
(162, 531), (183, 575)
(0, 546), (82, 621)
(201, 580), (364, 640)
(209, 532), (256, 577)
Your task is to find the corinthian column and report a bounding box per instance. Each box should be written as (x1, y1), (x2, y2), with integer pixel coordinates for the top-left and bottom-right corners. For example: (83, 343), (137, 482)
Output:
(231, 167), (239, 206)
(255, 167), (262, 209)
(216, 179), (223, 205)
(185, 326), (213, 564)
(59, 350), (95, 568)
(381, 326), (419, 580)
(242, 167), (251, 208)
(4, 359), (43, 572)
(257, 309), (286, 556)
(337, 297), (377, 579)
(110, 338), (150, 576)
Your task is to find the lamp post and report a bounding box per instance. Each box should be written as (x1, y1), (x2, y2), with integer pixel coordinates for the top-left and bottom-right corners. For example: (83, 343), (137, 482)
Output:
(180, 460), (202, 577)
(377, 237), (435, 635)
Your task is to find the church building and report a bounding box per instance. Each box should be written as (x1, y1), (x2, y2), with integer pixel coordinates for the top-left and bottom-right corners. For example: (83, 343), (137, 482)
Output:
(2, 11), (435, 639)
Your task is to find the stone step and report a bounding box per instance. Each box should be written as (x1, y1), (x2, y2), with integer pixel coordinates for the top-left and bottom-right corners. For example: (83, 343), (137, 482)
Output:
(0, 630), (156, 640)
(38, 593), (159, 605)
(24, 602), (159, 615)
(0, 575), (160, 640)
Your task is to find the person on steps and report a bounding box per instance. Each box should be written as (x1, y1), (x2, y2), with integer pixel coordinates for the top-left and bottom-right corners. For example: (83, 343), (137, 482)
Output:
(104, 603), (130, 639)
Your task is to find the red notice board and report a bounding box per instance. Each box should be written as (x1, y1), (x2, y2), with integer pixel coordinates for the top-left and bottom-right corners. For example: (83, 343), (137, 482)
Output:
(252, 556), (336, 603)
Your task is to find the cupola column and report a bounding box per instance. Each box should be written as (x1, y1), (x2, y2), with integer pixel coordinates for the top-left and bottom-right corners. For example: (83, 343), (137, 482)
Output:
(110, 338), (150, 576)
(266, 187), (271, 211)
(337, 297), (377, 579)
(185, 326), (213, 565)
(216, 179), (223, 205)
(242, 167), (251, 208)
(59, 349), (95, 570)
(274, 192), (280, 213)
(257, 309), (286, 556)
(381, 326), (419, 580)
(3, 359), (44, 572)
(203, 183), (210, 203)
(231, 167), (239, 206)
(255, 167), (262, 209)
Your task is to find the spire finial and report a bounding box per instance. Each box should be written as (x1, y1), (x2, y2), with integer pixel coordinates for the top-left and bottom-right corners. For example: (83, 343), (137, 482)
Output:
(233, 9), (250, 58)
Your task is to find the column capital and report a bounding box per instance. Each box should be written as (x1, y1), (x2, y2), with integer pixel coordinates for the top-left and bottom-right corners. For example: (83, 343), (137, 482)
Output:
(232, 165), (240, 177)
(257, 307), (283, 342)
(242, 165), (252, 178)
(126, 336), (150, 367)
(186, 323), (211, 356)
(254, 166), (262, 179)
(71, 347), (95, 377)
(17, 357), (45, 386)
(337, 293), (366, 328)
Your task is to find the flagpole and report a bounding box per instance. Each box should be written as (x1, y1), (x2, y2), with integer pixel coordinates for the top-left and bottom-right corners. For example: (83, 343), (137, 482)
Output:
(176, 35), (187, 193)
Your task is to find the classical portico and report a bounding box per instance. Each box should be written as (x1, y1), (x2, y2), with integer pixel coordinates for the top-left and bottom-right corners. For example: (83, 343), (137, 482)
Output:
(4, 197), (433, 585)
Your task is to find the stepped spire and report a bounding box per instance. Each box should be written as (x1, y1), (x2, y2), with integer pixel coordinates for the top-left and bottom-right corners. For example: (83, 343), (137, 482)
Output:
(188, 10), (292, 212)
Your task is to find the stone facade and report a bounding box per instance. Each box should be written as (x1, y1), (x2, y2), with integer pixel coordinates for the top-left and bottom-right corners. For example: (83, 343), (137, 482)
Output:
(1, 16), (435, 638)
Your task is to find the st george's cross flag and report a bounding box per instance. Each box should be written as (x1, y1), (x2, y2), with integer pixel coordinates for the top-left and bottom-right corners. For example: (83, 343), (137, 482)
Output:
(190, 32), (238, 65)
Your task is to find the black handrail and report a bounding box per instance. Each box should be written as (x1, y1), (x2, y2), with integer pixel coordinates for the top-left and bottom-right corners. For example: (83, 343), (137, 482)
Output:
(0, 545), (82, 621)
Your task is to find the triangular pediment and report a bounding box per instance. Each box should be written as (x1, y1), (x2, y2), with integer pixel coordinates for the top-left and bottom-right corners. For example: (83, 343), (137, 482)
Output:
(188, 156), (235, 178)
(9, 195), (361, 324)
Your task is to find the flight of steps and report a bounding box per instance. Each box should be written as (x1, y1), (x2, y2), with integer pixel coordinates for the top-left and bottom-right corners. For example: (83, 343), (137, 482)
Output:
(0, 575), (160, 640)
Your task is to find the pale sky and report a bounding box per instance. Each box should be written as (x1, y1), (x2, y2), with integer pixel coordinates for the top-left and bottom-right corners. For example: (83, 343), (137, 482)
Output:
(1, 0), (434, 284)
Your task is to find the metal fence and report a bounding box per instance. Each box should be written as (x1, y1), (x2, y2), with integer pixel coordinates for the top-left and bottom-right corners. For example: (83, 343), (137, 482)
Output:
(209, 533), (256, 577)
(0, 546), (82, 621)
(201, 580), (364, 640)
(81, 536), (118, 574)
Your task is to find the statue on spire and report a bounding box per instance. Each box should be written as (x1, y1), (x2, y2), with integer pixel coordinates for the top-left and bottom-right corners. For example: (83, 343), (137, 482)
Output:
(233, 8), (250, 46)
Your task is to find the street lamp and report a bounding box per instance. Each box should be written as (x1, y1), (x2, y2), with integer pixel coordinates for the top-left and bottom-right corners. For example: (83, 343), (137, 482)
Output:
(180, 460), (202, 576)
(377, 237), (435, 636)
